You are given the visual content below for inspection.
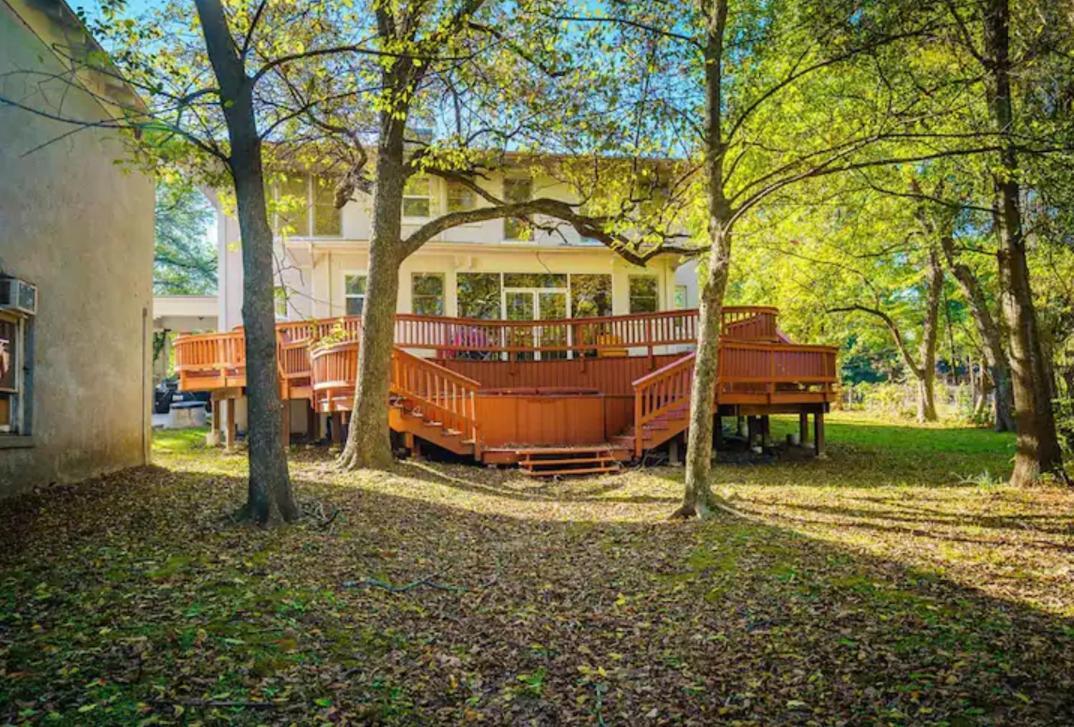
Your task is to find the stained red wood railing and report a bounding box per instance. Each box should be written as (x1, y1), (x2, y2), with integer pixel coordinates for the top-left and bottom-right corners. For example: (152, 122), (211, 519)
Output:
(309, 340), (360, 413)
(631, 353), (696, 457)
(173, 306), (819, 395)
(390, 348), (480, 442)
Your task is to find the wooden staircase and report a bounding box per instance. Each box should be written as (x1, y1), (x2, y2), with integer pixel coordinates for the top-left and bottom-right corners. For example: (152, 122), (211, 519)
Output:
(517, 446), (621, 477)
(611, 403), (690, 454)
(388, 349), (480, 457)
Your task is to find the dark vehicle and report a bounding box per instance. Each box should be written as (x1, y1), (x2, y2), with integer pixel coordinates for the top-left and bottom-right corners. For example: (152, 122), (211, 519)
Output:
(154, 378), (211, 414)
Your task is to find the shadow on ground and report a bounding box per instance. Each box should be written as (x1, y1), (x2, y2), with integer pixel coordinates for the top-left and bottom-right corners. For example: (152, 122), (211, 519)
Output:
(1, 438), (1072, 724)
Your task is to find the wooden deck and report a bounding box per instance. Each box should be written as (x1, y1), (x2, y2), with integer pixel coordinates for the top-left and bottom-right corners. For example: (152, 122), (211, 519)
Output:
(174, 307), (837, 471)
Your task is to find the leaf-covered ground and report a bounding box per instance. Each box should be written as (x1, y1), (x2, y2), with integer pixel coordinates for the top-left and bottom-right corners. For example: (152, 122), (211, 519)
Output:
(3, 414), (1074, 724)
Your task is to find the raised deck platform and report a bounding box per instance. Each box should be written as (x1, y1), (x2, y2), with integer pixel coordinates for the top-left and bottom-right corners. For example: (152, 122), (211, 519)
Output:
(174, 307), (837, 470)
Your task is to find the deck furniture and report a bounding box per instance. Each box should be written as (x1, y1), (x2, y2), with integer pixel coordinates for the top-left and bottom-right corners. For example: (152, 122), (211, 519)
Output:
(174, 307), (837, 474)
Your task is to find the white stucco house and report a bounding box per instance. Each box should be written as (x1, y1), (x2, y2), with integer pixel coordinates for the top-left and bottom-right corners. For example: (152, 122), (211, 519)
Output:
(216, 167), (700, 332)
(0, 0), (154, 495)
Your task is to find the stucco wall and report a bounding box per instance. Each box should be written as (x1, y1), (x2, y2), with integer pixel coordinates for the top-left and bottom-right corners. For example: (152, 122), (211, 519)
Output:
(0, 2), (154, 495)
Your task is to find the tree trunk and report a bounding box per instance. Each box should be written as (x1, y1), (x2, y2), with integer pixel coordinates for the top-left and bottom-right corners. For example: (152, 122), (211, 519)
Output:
(937, 230), (1015, 431)
(195, 0), (297, 524)
(339, 112), (407, 470)
(982, 0), (1065, 484)
(676, 0), (730, 519)
(914, 245), (943, 423)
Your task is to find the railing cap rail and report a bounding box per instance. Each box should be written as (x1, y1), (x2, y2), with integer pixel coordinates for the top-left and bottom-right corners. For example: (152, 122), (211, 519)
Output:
(632, 352), (696, 389)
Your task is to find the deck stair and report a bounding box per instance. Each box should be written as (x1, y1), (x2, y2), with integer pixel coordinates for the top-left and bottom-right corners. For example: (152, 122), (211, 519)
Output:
(516, 446), (621, 477)
(611, 403), (690, 453)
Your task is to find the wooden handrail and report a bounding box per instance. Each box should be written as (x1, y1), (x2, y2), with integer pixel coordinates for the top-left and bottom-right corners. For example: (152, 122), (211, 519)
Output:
(631, 353), (696, 457)
(390, 348), (480, 442)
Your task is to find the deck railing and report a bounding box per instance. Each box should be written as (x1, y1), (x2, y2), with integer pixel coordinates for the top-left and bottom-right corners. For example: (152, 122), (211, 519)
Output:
(174, 306), (808, 391)
(391, 348), (480, 442)
(174, 330), (246, 390)
(631, 353), (696, 457)
(309, 340), (360, 413)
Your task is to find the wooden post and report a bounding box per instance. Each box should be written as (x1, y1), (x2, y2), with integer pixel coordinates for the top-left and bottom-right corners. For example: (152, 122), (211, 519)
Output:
(799, 411), (809, 446)
(224, 398), (236, 450)
(813, 410), (825, 457)
(306, 404), (318, 442)
(330, 412), (343, 445)
(746, 416), (758, 447)
(736, 415), (746, 437)
(761, 415), (771, 448)
(281, 400), (291, 450)
(208, 401), (221, 447)
(713, 415), (723, 450)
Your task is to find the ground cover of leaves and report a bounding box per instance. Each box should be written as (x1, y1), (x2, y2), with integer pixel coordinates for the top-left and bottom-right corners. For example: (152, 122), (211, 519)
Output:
(2, 414), (1074, 725)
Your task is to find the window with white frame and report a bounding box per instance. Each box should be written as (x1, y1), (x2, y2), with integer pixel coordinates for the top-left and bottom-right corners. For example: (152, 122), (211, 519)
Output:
(274, 286), (288, 319)
(344, 274), (367, 315)
(311, 176), (342, 236)
(446, 180), (476, 213)
(276, 174), (310, 237)
(275, 174), (341, 237)
(674, 284), (688, 309)
(411, 274), (445, 316)
(628, 276), (659, 313)
(403, 175), (436, 218)
(0, 313), (29, 435)
(503, 176), (532, 240)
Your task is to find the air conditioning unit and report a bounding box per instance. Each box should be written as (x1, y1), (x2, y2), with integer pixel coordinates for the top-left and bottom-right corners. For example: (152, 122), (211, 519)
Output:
(0, 277), (37, 316)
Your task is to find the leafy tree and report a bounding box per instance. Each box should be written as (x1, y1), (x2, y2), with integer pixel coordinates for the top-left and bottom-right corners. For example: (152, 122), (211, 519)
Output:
(153, 179), (216, 295)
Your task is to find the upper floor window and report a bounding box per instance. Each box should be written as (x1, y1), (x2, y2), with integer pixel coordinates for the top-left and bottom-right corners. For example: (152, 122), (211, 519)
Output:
(403, 176), (436, 219)
(312, 177), (342, 236)
(411, 274), (445, 316)
(629, 276), (659, 314)
(503, 177), (532, 240)
(276, 174), (341, 238)
(344, 274), (367, 315)
(446, 180), (476, 213)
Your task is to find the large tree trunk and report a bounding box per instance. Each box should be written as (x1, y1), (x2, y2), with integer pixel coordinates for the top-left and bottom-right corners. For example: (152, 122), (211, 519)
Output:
(677, 0), (729, 519)
(195, 0), (297, 524)
(339, 114), (407, 470)
(937, 230), (1015, 431)
(982, 0), (1065, 484)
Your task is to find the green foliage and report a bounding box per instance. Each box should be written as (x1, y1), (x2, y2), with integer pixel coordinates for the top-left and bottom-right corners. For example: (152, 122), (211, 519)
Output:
(154, 179), (216, 296)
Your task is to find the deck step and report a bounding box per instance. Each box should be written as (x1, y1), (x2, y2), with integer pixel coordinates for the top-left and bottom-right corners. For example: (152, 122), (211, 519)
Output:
(517, 446), (621, 478)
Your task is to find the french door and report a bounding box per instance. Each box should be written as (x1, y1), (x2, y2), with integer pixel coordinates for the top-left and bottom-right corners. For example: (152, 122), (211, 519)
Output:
(504, 288), (568, 360)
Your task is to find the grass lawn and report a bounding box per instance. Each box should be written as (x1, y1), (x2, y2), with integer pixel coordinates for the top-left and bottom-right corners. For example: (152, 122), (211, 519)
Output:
(2, 413), (1074, 724)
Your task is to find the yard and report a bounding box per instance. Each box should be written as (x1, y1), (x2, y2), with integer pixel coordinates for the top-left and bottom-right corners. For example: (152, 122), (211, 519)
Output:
(2, 414), (1074, 724)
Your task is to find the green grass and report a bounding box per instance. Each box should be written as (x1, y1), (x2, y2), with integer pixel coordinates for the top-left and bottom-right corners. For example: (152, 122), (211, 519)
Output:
(1, 413), (1072, 724)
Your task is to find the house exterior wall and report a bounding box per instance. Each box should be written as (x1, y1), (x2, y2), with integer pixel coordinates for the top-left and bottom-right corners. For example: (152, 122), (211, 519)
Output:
(0, 0), (154, 496)
(215, 170), (687, 328)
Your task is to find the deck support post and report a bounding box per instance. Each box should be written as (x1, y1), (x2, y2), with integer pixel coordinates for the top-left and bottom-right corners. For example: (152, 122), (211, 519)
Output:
(813, 410), (825, 457)
(330, 413), (343, 446)
(224, 398), (236, 450)
(736, 415), (746, 437)
(668, 436), (681, 465)
(713, 415), (723, 450)
(798, 412), (810, 447)
(306, 405), (319, 443)
(207, 402), (222, 447)
(761, 415), (771, 449)
(746, 416), (758, 448)
(281, 400), (290, 451)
